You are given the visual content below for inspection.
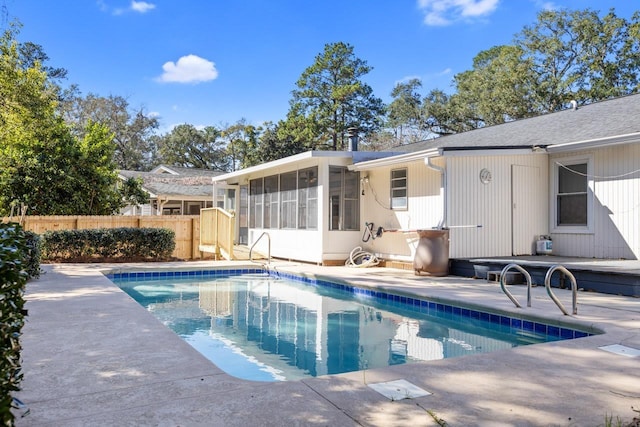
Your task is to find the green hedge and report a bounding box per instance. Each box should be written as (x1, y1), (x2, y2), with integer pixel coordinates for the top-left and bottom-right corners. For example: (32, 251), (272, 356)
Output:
(0, 223), (32, 425)
(22, 231), (41, 280)
(40, 227), (176, 261)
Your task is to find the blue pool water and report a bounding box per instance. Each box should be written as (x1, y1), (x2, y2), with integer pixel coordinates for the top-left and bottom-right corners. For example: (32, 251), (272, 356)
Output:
(110, 269), (593, 382)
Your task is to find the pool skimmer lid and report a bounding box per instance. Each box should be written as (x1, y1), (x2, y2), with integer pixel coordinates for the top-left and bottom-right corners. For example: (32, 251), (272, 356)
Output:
(598, 344), (640, 358)
(368, 379), (432, 401)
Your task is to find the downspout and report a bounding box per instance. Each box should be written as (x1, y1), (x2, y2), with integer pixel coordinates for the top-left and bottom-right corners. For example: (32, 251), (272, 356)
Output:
(425, 156), (446, 229)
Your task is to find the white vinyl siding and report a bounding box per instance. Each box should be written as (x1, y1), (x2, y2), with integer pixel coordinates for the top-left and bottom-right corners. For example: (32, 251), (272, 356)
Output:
(359, 160), (444, 261)
(551, 144), (640, 259)
(447, 154), (548, 258)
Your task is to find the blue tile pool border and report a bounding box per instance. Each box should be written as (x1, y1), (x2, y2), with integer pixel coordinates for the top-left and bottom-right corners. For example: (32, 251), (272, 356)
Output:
(106, 268), (265, 281)
(106, 268), (596, 341)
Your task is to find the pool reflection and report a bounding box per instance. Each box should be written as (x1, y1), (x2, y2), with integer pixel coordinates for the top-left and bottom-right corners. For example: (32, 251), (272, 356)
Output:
(120, 276), (529, 381)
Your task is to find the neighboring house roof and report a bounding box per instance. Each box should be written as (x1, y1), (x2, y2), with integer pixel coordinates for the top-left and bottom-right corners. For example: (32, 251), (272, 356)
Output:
(119, 165), (223, 198)
(149, 165), (222, 177)
(391, 93), (640, 154)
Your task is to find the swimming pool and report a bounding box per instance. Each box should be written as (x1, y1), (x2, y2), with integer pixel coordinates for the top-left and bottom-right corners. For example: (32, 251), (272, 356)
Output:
(109, 269), (594, 382)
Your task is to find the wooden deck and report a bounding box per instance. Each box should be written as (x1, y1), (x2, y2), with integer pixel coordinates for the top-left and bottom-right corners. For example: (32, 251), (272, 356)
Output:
(199, 244), (266, 261)
(451, 255), (640, 297)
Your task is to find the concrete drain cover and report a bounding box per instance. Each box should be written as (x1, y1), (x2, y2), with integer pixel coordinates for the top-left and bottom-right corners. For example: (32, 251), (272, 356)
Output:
(368, 379), (432, 401)
(598, 344), (640, 358)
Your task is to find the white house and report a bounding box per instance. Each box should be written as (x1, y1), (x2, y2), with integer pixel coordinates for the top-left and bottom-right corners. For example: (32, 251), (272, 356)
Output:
(209, 94), (640, 265)
(353, 94), (640, 262)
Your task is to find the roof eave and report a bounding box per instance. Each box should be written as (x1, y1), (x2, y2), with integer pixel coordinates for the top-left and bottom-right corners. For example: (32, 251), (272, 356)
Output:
(212, 150), (357, 182)
(349, 148), (441, 171)
(547, 131), (640, 153)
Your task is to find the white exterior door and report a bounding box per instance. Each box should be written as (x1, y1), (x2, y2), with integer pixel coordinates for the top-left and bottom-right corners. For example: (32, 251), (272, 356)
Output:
(511, 165), (540, 255)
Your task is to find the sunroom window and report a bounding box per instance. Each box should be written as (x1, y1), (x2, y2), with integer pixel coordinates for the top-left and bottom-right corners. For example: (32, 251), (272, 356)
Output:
(249, 178), (263, 228)
(329, 167), (360, 231)
(280, 172), (297, 229)
(248, 166), (318, 231)
(263, 175), (279, 229)
(298, 167), (318, 230)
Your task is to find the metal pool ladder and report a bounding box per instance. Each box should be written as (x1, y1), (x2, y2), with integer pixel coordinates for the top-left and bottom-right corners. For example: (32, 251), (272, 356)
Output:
(499, 263), (532, 308)
(498, 263), (578, 315)
(249, 231), (271, 266)
(544, 265), (578, 315)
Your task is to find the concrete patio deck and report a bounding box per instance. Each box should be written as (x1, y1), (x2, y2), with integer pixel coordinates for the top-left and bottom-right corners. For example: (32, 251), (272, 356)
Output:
(14, 261), (640, 426)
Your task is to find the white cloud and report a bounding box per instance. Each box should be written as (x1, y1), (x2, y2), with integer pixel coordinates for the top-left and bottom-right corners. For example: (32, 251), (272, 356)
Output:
(99, 1), (156, 15)
(131, 1), (156, 13)
(156, 55), (219, 84)
(417, 0), (499, 26)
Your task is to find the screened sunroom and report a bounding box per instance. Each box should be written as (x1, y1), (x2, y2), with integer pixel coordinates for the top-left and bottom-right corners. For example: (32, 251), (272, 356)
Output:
(209, 150), (393, 264)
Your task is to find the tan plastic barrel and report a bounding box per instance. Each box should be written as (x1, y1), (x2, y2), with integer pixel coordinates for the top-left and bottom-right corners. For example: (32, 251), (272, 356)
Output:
(413, 229), (450, 276)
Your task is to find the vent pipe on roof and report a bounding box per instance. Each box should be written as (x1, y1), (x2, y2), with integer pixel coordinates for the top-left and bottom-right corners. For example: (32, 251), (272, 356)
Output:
(347, 127), (359, 152)
(570, 100), (578, 110)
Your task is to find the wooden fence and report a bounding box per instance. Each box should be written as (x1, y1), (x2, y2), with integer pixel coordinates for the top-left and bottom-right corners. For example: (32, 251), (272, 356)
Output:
(1, 215), (206, 260)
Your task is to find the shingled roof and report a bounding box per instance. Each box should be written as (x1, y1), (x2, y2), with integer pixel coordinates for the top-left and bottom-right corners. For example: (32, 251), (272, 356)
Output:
(391, 93), (640, 154)
(118, 165), (223, 198)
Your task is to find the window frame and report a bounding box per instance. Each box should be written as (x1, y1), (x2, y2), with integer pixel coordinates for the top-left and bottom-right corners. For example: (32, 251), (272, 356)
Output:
(297, 167), (318, 230)
(329, 166), (360, 231)
(551, 155), (593, 234)
(249, 178), (263, 229)
(263, 175), (279, 229)
(390, 168), (408, 211)
(279, 171), (298, 229)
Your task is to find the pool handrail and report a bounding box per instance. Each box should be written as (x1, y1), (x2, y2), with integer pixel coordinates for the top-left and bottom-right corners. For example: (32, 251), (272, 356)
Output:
(499, 263), (532, 308)
(544, 265), (578, 315)
(249, 232), (271, 266)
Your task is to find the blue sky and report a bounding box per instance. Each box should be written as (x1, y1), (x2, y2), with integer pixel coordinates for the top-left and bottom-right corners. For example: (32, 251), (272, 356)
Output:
(7, 1), (638, 133)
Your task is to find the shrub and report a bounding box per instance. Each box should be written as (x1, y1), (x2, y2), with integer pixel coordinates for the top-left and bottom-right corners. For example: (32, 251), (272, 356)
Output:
(40, 227), (176, 262)
(22, 231), (41, 280)
(0, 223), (30, 425)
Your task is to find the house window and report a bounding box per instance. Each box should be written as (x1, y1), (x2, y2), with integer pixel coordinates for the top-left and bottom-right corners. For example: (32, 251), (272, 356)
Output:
(329, 167), (360, 231)
(280, 171), (297, 229)
(391, 168), (408, 210)
(263, 175), (279, 229)
(554, 158), (591, 230)
(298, 167), (318, 230)
(249, 178), (263, 228)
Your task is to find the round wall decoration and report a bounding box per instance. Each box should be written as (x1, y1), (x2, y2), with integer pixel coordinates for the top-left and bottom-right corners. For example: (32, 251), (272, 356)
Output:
(479, 168), (492, 184)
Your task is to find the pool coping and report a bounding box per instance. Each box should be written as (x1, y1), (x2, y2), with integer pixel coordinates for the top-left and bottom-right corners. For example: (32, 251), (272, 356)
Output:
(15, 261), (640, 426)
